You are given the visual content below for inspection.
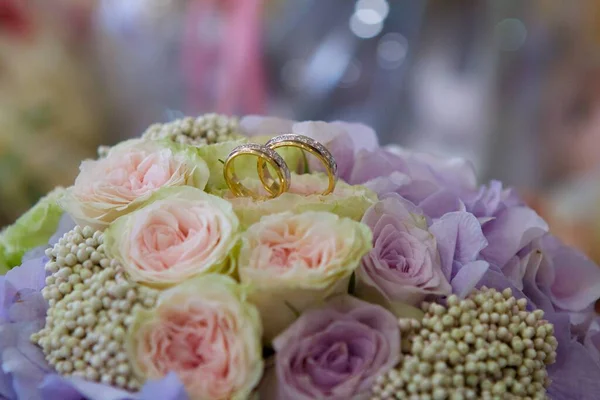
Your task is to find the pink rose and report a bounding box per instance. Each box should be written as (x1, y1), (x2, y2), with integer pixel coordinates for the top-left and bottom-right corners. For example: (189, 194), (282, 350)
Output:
(127, 274), (263, 400)
(61, 140), (209, 229)
(356, 195), (451, 307)
(238, 211), (372, 341)
(105, 186), (239, 287)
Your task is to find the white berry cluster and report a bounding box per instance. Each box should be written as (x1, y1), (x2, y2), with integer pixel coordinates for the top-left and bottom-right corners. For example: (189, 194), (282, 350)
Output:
(371, 288), (558, 400)
(31, 226), (158, 391)
(142, 113), (241, 146)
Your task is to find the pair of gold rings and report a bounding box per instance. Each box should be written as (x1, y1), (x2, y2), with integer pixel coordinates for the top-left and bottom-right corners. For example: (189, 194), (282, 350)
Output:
(223, 134), (338, 200)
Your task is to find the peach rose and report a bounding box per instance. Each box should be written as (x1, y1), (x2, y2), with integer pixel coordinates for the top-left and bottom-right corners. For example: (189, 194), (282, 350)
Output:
(238, 211), (372, 341)
(61, 140), (209, 229)
(105, 186), (239, 287)
(127, 274), (263, 400)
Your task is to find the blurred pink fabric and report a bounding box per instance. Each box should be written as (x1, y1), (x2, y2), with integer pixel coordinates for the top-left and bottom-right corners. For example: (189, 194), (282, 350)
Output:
(181, 0), (267, 115)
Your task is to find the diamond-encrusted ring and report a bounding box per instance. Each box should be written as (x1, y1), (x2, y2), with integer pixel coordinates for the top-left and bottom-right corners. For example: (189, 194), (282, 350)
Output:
(223, 143), (291, 200)
(260, 134), (338, 195)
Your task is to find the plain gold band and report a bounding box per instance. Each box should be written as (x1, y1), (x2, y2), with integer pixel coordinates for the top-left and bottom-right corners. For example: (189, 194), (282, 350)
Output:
(258, 134), (338, 195)
(224, 143), (291, 200)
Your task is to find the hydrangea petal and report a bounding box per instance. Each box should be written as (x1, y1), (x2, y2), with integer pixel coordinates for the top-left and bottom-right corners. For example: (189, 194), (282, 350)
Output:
(429, 211), (488, 280)
(546, 313), (600, 400)
(480, 206), (548, 268)
(350, 149), (408, 185)
(549, 245), (600, 312)
(450, 260), (489, 299)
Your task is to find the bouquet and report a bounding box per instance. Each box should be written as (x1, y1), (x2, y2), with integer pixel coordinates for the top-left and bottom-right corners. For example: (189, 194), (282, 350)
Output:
(1, 114), (600, 400)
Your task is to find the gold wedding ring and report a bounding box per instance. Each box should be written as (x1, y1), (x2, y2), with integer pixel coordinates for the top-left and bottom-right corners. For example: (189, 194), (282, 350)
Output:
(223, 143), (291, 200)
(259, 134), (338, 195)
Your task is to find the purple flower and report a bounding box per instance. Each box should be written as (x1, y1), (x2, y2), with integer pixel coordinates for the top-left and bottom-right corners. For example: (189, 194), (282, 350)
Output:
(541, 236), (600, 314)
(462, 180), (523, 221)
(429, 211), (490, 298)
(357, 195), (451, 306)
(0, 256), (51, 400)
(356, 146), (476, 207)
(544, 313), (600, 399)
(272, 295), (400, 400)
(39, 372), (189, 400)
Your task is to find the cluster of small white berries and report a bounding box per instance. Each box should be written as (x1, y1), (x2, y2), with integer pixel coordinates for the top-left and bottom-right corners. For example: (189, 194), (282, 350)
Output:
(142, 114), (241, 146)
(41, 226), (110, 307)
(31, 226), (159, 391)
(371, 288), (558, 400)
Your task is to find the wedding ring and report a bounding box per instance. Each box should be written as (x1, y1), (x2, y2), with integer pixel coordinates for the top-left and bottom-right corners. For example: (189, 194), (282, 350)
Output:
(224, 143), (291, 200)
(259, 134), (338, 195)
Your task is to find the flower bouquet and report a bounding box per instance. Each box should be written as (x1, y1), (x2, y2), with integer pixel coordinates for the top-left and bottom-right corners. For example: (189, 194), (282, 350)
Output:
(2, 114), (600, 400)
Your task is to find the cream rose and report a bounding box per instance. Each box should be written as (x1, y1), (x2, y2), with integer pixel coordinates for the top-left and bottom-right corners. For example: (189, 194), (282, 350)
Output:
(105, 186), (239, 287)
(217, 173), (377, 227)
(61, 139), (209, 229)
(127, 274), (263, 400)
(238, 211), (372, 341)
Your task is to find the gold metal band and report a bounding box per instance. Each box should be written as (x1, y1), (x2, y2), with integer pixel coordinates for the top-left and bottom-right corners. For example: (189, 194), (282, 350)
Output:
(259, 134), (338, 195)
(223, 143), (291, 200)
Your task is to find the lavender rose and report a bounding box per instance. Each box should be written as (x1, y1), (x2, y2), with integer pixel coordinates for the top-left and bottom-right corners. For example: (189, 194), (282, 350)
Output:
(272, 296), (400, 400)
(357, 195), (451, 307)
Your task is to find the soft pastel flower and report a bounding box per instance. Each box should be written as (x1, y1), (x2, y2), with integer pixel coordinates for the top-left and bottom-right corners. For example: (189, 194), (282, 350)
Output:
(239, 116), (378, 181)
(105, 186), (239, 287)
(360, 151), (549, 276)
(537, 235), (600, 313)
(0, 256), (50, 400)
(40, 372), (189, 400)
(357, 195), (451, 307)
(127, 274), (263, 400)
(462, 180), (523, 221)
(545, 313), (600, 400)
(352, 145), (476, 200)
(61, 139), (210, 229)
(219, 173), (377, 227)
(272, 295), (400, 400)
(429, 211), (490, 298)
(238, 211), (372, 340)
(384, 145), (477, 191)
(0, 188), (65, 271)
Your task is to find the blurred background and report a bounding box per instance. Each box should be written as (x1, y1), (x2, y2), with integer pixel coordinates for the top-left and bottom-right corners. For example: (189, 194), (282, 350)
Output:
(2, 0), (600, 258)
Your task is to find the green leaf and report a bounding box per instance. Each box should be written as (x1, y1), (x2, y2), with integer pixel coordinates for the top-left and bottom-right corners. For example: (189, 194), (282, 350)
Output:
(0, 188), (65, 270)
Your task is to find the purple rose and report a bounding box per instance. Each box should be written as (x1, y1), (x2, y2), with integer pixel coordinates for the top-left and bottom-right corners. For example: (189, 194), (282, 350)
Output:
(272, 296), (400, 400)
(357, 195), (451, 306)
